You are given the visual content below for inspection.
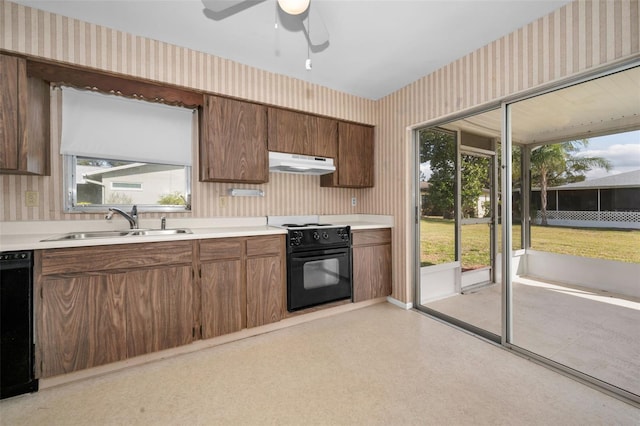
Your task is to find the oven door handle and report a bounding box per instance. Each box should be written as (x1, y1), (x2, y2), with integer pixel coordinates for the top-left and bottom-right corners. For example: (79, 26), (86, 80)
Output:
(290, 249), (350, 261)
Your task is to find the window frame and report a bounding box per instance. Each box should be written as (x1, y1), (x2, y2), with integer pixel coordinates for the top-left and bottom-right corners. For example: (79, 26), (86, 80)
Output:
(63, 155), (192, 213)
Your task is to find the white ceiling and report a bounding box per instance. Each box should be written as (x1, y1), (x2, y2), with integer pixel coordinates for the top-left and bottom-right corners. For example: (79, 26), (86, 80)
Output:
(13, 0), (570, 100)
(442, 66), (640, 145)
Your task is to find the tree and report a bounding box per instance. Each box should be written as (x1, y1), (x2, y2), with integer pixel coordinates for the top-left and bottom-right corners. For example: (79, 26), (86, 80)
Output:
(419, 129), (489, 219)
(420, 129), (456, 218)
(460, 154), (489, 218)
(530, 139), (611, 225)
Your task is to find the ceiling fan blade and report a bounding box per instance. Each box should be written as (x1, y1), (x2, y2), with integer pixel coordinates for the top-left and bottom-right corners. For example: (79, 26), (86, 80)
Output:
(301, 3), (329, 47)
(202, 0), (266, 18)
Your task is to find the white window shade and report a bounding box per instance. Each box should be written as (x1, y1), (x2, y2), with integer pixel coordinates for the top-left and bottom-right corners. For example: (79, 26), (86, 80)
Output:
(61, 87), (193, 166)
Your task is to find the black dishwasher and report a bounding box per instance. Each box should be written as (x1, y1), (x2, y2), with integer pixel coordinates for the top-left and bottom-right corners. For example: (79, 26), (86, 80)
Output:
(1, 251), (38, 399)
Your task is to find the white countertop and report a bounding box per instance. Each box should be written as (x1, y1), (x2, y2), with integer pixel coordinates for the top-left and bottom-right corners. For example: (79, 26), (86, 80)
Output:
(0, 215), (393, 251)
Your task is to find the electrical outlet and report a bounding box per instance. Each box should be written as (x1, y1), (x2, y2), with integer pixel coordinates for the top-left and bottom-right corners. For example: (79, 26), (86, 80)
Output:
(25, 191), (39, 207)
(219, 196), (228, 208)
(351, 196), (357, 207)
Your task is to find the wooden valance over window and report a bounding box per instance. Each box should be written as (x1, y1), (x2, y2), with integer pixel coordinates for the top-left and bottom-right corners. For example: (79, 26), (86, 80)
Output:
(27, 59), (203, 109)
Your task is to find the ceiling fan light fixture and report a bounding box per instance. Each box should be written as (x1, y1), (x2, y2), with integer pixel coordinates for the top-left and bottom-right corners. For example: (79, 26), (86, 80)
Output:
(277, 0), (310, 15)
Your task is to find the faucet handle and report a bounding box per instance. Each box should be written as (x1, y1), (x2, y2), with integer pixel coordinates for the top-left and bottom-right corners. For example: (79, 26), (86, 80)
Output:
(131, 205), (138, 216)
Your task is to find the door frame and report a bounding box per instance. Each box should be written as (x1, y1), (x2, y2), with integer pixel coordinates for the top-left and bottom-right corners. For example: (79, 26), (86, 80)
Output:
(414, 123), (501, 343)
(458, 145), (498, 291)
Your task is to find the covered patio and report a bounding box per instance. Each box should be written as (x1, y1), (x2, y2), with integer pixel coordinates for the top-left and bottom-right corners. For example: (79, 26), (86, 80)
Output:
(425, 276), (640, 396)
(416, 63), (639, 403)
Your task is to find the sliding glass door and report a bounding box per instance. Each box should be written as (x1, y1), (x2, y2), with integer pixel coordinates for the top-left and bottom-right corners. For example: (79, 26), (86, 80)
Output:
(415, 111), (501, 340)
(414, 63), (640, 404)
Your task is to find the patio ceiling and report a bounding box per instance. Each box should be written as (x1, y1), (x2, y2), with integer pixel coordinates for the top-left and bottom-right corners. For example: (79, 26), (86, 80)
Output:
(442, 65), (640, 145)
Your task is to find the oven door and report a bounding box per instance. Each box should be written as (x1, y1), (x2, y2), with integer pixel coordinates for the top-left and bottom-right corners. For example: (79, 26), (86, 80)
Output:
(287, 247), (352, 312)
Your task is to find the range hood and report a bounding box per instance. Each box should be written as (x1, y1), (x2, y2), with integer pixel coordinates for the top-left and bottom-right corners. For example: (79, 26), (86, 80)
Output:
(268, 151), (335, 175)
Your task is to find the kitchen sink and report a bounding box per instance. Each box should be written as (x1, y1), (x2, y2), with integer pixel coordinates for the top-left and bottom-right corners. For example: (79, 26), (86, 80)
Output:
(41, 228), (192, 242)
(128, 229), (192, 237)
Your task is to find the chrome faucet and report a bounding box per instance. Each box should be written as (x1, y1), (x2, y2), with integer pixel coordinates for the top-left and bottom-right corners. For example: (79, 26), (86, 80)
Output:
(105, 205), (139, 229)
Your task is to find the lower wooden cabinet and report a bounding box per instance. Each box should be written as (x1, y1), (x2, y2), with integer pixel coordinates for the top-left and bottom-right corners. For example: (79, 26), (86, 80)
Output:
(199, 236), (285, 333)
(125, 266), (193, 357)
(246, 256), (282, 328)
(246, 236), (284, 327)
(36, 242), (194, 378)
(200, 259), (243, 338)
(34, 234), (288, 377)
(39, 265), (194, 377)
(199, 238), (245, 339)
(39, 273), (127, 377)
(352, 229), (392, 302)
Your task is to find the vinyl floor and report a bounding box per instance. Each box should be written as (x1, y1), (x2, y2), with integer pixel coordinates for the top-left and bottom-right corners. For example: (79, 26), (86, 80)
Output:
(1, 303), (638, 425)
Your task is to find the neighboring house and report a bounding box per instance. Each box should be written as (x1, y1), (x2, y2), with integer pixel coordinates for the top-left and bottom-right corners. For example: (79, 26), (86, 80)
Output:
(531, 169), (640, 229)
(79, 163), (186, 206)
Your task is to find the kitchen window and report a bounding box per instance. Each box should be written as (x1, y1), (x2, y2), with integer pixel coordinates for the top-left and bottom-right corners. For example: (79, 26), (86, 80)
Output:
(60, 87), (194, 212)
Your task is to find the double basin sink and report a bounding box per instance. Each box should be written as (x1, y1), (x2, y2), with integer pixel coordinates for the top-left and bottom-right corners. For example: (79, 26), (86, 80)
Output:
(42, 228), (192, 242)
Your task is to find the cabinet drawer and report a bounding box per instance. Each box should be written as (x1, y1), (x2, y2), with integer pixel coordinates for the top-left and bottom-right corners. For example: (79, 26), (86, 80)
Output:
(246, 235), (283, 257)
(200, 238), (243, 261)
(352, 229), (391, 246)
(40, 241), (193, 275)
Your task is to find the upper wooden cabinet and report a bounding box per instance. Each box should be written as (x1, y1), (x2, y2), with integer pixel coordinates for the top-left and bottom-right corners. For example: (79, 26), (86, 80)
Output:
(321, 122), (374, 188)
(200, 95), (268, 183)
(315, 115), (338, 158)
(0, 54), (50, 175)
(267, 107), (337, 158)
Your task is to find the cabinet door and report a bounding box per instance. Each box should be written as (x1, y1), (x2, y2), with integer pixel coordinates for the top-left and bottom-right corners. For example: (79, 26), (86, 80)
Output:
(321, 122), (374, 188)
(39, 274), (127, 377)
(246, 256), (282, 328)
(201, 259), (244, 338)
(0, 55), (50, 176)
(267, 108), (338, 158)
(200, 95), (268, 183)
(315, 116), (338, 158)
(353, 244), (392, 302)
(126, 265), (193, 357)
(0, 54), (19, 170)
(267, 107), (315, 155)
(338, 122), (374, 187)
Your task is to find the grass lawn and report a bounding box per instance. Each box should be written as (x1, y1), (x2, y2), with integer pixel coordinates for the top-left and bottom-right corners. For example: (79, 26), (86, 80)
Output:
(420, 217), (640, 266)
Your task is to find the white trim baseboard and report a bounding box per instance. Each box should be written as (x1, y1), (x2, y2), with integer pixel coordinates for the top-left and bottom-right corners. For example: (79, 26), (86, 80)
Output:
(387, 296), (413, 310)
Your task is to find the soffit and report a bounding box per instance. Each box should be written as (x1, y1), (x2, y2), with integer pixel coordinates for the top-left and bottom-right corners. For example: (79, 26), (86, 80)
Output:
(441, 66), (640, 145)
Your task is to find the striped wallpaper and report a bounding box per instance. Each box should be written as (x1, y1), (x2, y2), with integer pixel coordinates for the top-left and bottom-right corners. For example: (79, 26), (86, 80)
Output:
(1, 0), (639, 303)
(0, 0), (375, 224)
(363, 0), (639, 302)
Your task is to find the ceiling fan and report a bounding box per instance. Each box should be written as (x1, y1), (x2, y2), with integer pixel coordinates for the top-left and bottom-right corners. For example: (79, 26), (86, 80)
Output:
(201, 0), (330, 48)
